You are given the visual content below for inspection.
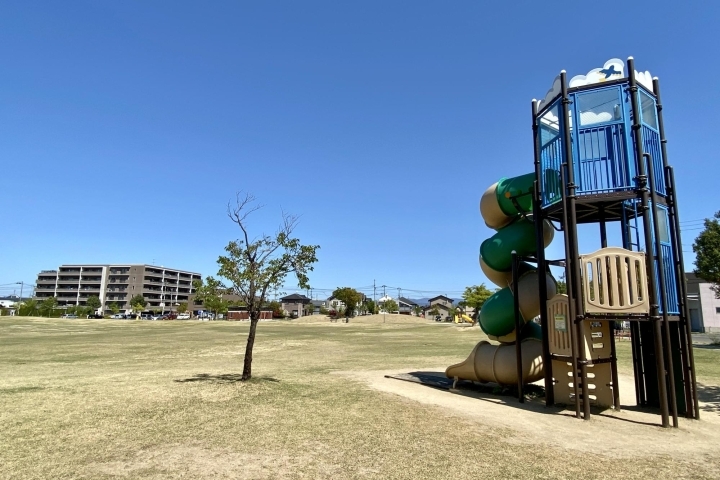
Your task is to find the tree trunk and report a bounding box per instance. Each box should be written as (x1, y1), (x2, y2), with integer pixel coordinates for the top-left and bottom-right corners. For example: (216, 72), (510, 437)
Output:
(242, 316), (259, 380)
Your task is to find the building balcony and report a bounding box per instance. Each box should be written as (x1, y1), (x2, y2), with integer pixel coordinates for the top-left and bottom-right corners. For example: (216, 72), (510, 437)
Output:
(56, 286), (80, 292)
(57, 293), (78, 298)
(37, 277), (57, 283)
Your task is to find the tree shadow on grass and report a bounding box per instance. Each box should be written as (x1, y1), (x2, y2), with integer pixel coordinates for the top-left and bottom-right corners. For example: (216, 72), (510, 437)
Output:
(697, 383), (720, 414)
(174, 373), (280, 384)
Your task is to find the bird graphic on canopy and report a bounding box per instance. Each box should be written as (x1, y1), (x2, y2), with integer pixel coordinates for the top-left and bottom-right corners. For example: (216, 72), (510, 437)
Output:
(599, 65), (622, 79)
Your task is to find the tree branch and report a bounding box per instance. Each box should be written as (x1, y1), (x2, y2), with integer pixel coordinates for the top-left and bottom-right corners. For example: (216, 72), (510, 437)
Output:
(227, 192), (264, 263)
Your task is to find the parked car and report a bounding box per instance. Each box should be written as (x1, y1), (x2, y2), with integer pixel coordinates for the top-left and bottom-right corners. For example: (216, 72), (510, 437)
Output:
(61, 314), (78, 319)
(86, 314), (103, 319)
(140, 314), (153, 320)
(177, 313), (191, 320)
(110, 313), (124, 319)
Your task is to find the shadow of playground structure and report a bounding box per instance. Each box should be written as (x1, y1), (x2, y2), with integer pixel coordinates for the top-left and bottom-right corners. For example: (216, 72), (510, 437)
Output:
(174, 373), (280, 384)
(697, 383), (720, 414)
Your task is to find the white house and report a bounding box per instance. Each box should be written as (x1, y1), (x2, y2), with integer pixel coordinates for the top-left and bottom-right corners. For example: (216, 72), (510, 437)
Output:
(686, 273), (720, 332)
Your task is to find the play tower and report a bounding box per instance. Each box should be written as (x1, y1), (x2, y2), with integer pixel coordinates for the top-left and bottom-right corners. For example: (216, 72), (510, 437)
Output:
(445, 57), (698, 428)
(531, 57), (699, 427)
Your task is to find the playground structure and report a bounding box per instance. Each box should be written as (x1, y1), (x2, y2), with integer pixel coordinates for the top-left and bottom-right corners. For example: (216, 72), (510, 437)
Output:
(453, 309), (474, 324)
(446, 57), (699, 428)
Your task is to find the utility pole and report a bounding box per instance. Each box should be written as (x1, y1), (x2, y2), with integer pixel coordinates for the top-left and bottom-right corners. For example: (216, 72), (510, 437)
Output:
(381, 285), (387, 323)
(13, 281), (24, 317)
(373, 280), (376, 313)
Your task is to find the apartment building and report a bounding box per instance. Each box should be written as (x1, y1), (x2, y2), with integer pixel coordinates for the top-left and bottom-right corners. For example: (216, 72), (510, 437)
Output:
(35, 264), (202, 312)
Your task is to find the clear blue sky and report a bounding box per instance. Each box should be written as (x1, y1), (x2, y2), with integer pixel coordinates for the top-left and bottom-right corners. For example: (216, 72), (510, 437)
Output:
(1, 1), (718, 300)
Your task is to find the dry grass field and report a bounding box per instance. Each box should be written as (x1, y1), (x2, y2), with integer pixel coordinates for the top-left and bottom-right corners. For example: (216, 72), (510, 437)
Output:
(2, 315), (720, 479)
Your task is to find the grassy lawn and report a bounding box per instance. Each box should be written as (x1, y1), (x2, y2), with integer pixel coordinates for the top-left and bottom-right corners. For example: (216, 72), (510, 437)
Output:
(1, 316), (718, 479)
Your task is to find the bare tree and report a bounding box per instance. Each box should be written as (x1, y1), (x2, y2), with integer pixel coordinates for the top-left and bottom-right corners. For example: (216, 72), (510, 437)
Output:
(218, 192), (319, 380)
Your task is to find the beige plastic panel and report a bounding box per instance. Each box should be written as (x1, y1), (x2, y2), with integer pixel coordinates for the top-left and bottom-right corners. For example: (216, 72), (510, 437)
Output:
(583, 321), (611, 361)
(548, 294), (572, 356)
(587, 363), (614, 408)
(552, 360), (575, 405)
(548, 295), (614, 360)
(552, 361), (615, 409)
(579, 247), (649, 315)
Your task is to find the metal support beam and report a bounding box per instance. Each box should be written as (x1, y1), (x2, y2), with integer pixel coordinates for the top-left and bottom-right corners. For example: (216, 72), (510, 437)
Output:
(531, 98), (554, 406)
(646, 153), (679, 428)
(560, 71), (591, 420)
(628, 57), (670, 428)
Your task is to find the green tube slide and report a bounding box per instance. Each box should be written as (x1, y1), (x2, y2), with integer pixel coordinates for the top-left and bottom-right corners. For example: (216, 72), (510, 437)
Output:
(480, 217), (539, 272)
(496, 172), (535, 216)
(479, 286), (546, 339)
(476, 172), (553, 342)
(479, 286), (520, 337)
(446, 172), (553, 386)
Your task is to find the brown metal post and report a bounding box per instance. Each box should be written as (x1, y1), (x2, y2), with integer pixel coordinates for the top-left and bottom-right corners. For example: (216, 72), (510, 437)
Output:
(560, 161), (581, 418)
(628, 57), (670, 427)
(667, 166), (700, 419)
(646, 153), (679, 427)
(559, 70), (590, 420)
(655, 75), (698, 419)
(531, 99), (555, 406)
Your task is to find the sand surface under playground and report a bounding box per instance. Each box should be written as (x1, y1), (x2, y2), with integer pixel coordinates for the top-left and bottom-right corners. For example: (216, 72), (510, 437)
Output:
(298, 314), (720, 465)
(342, 368), (720, 465)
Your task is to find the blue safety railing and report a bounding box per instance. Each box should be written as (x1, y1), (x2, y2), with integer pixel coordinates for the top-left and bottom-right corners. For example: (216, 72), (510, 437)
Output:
(659, 243), (679, 314)
(540, 135), (563, 207)
(537, 82), (668, 208)
(575, 123), (634, 195)
(642, 126), (665, 196)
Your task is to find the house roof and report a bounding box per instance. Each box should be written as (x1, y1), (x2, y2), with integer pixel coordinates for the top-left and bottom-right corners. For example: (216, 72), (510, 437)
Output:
(280, 293), (311, 302)
(428, 295), (454, 303)
(398, 297), (417, 306)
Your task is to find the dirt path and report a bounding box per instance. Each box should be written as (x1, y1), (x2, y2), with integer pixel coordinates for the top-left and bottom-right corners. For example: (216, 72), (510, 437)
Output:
(340, 368), (720, 466)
